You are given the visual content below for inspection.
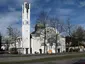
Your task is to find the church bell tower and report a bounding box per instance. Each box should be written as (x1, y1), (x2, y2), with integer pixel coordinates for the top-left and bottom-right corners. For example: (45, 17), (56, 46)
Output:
(22, 2), (30, 54)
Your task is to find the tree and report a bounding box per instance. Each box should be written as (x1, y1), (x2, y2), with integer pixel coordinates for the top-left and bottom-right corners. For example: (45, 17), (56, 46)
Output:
(48, 17), (66, 53)
(48, 17), (66, 33)
(71, 26), (85, 47)
(65, 18), (74, 52)
(7, 26), (20, 52)
(65, 18), (72, 36)
(36, 11), (66, 53)
(37, 11), (48, 24)
(36, 11), (48, 54)
(5, 38), (9, 51)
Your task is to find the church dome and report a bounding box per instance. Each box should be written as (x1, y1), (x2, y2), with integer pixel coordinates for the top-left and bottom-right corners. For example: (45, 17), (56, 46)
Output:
(35, 23), (45, 31)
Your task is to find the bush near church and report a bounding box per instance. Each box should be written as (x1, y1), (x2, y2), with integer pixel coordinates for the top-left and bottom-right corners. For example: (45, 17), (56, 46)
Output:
(69, 48), (80, 52)
(9, 48), (18, 54)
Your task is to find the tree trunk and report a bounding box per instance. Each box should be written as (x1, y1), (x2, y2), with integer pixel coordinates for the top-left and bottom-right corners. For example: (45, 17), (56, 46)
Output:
(55, 34), (58, 53)
(44, 24), (46, 54)
(15, 40), (17, 53)
(30, 35), (32, 54)
(0, 35), (2, 50)
(14, 37), (17, 53)
(6, 40), (9, 51)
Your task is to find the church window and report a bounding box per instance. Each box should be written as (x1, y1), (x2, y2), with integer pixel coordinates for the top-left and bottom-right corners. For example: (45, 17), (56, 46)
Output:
(27, 14), (28, 18)
(26, 21), (28, 24)
(25, 3), (29, 13)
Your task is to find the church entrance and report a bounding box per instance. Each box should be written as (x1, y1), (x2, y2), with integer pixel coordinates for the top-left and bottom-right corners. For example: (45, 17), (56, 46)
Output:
(58, 48), (60, 53)
(26, 48), (28, 54)
(39, 49), (42, 54)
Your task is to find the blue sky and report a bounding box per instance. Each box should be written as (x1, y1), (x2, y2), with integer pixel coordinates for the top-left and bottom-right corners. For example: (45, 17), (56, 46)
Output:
(0, 0), (85, 35)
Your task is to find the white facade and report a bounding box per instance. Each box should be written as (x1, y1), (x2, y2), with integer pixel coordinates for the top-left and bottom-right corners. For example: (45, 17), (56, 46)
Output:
(57, 35), (66, 53)
(30, 27), (66, 54)
(22, 2), (30, 54)
(31, 36), (44, 54)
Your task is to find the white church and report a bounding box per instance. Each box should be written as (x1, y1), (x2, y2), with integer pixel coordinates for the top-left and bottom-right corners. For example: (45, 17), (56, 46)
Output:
(2, 2), (66, 54)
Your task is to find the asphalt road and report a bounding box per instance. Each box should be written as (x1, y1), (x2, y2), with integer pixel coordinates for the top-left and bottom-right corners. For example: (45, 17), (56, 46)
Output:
(0, 54), (66, 62)
(29, 60), (73, 64)
(17, 58), (84, 64)
(0, 53), (85, 63)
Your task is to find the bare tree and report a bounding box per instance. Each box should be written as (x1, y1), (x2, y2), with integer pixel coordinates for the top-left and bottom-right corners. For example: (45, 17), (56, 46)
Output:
(65, 18), (71, 52)
(48, 17), (66, 53)
(65, 18), (75, 52)
(48, 17), (58, 53)
(36, 11), (48, 54)
(36, 11), (66, 53)
(65, 18), (72, 36)
(7, 26), (20, 53)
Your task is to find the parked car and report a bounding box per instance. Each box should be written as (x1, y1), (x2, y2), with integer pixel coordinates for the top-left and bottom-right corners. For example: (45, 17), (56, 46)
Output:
(73, 59), (85, 64)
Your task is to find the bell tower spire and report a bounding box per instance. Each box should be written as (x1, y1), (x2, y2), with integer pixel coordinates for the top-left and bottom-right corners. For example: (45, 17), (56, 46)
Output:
(22, 2), (30, 54)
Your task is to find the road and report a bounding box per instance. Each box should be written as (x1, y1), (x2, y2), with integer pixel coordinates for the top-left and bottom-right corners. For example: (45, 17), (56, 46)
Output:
(28, 60), (74, 64)
(0, 53), (85, 64)
(0, 54), (69, 62)
(17, 58), (84, 64)
(0, 53), (82, 62)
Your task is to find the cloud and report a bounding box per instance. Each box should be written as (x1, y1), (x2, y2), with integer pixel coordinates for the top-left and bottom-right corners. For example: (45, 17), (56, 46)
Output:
(54, 8), (73, 20)
(0, 11), (21, 35)
(45, 0), (51, 2)
(63, 0), (75, 5)
(79, 1), (85, 7)
(0, 0), (8, 6)
(8, 7), (16, 12)
(0, 0), (23, 35)
(71, 11), (85, 24)
(59, 8), (73, 16)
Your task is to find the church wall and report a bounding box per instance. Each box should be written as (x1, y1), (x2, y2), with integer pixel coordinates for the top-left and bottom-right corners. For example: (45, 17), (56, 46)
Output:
(31, 37), (41, 54)
(57, 36), (66, 53)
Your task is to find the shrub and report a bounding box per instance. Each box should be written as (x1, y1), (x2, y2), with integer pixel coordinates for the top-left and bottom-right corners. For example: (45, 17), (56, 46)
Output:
(9, 48), (18, 54)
